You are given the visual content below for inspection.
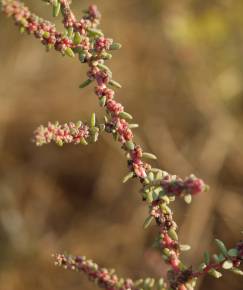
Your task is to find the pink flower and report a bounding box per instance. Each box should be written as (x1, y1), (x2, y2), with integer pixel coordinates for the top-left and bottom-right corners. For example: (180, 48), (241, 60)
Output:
(74, 19), (89, 35)
(95, 37), (112, 52)
(95, 86), (114, 99)
(170, 253), (180, 270)
(133, 163), (147, 178)
(184, 175), (206, 195)
(95, 70), (110, 85)
(88, 5), (101, 20)
(106, 99), (124, 115)
(162, 233), (173, 247)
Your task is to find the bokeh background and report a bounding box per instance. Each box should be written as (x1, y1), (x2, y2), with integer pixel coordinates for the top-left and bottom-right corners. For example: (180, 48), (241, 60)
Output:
(0, 0), (243, 289)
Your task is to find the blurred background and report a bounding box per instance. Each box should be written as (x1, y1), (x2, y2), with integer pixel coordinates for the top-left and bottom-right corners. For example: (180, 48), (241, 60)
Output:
(0, 0), (243, 289)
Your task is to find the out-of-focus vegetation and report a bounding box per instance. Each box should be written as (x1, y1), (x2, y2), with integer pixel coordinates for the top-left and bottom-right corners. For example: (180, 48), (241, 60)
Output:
(0, 0), (243, 289)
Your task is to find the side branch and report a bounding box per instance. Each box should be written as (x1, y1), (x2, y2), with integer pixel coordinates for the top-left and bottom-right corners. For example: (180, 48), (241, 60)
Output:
(54, 253), (167, 290)
(34, 115), (102, 146)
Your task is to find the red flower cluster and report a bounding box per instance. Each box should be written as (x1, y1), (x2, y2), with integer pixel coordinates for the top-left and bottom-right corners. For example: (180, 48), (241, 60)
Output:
(34, 122), (89, 146)
(87, 4), (101, 21)
(161, 174), (207, 197)
(95, 37), (113, 52)
(95, 86), (114, 99)
(106, 99), (124, 115)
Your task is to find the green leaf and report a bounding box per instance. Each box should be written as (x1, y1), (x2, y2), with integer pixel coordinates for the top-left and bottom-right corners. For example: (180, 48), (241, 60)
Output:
(185, 283), (194, 290)
(119, 111), (133, 120)
(180, 244), (191, 251)
(74, 32), (82, 45)
(79, 79), (93, 89)
(168, 228), (178, 241)
(122, 172), (134, 183)
(162, 248), (171, 257)
(148, 172), (154, 182)
(65, 47), (75, 58)
(204, 251), (210, 265)
(157, 278), (164, 290)
(80, 137), (88, 145)
(208, 269), (222, 279)
(179, 261), (188, 271)
(144, 278), (150, 289)
(79, 51), (86, 63)
(109, 79), (122, 89)
(143, 216), (154, 229)
(184, 194), (192, 204)
(91, 132), (99, 142)
(67, 27), (73, 38)
(112, 132), (119, 141)
(90, 113), (96, 127)
(53, 2), (61, 17)
(222, 260), (233, 270)
(148, 278), (155, 288)
(134, 279), (144, 287)
(56, 139), (63, 146)
(161, 203), (172, 214)
(161, 195), (170, 204)
(146, 191), (153, 203)
(100, 52), (112, 60)
(19, 26), (25, 34)
(109, 42), (122, 50)
(212, 254), (220, 263)
(231, 268), (243, 276)
(218, 254), (225, 262)
(125, 141), (135, 151)
(228, 248), (238, 257)
(98, 124), (105, 132)
(99, 96), (106, 107)
(128, 124), (139, 129)
(43, 31), (50, 38)
(142, 152), (157, 160)
(154, 186), (162, 194)
(198, 263), (207, 271)
(87, 28), (104, 37)
(156, 170), (163, 180)
(97, 63), (112, 77)
(152, 191), (159, 200)
(215, 239), (228, 256)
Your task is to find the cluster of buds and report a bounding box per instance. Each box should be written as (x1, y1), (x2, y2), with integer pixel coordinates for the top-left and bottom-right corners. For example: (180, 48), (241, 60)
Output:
(2, 0), (66, 53)
(54, 253), (168, 290)
(160, 174), (207, 198)
(95, 36), (113, 52)
(85, 4), (101, 22)
(1, 0), (102, 56)
(54, 254), (135, 290)
(34, 121), (90, 146)
(139, 170), (207, 206)
(33, 113), (103, 147)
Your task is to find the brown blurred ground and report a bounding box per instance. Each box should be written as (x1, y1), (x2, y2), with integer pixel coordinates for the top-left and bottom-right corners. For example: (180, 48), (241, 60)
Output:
(0, 0), (243, 289)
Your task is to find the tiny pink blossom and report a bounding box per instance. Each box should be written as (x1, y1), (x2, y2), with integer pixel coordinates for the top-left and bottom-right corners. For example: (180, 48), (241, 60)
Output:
(95, 37), (113, 52)
(106, 99), (124, 116)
